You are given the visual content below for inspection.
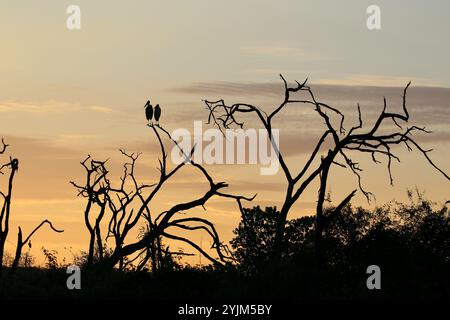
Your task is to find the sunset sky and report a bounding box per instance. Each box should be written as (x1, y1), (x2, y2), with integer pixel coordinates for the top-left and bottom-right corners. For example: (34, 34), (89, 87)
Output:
(1, 0), (449, 265)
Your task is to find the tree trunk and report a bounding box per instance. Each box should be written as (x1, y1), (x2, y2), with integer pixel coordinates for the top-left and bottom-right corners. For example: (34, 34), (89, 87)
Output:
(0, 240), (5, 278)
(87, 231), (95, 266)
(10, 228), (23, 273)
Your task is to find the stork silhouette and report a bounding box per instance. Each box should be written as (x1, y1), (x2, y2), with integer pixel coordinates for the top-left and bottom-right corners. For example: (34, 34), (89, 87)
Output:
(144, 100), (153, 125)
(154, 104), (161, 126)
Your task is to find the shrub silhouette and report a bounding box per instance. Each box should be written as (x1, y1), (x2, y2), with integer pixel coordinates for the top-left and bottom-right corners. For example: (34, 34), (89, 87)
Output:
(231, 193), (449, 298)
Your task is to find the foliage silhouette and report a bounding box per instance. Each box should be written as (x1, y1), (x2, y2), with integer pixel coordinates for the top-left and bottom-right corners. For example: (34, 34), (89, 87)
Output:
(230, 193), (449, 298)
(0, 195), (447, 299)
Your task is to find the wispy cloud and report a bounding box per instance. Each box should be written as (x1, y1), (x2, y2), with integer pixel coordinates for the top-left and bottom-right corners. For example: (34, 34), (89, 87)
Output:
(54, 134), (100, 146)
(241, 46), (332, 61)
(0, 100), (115, 115)
(316, 74), (445, 87)
(172, 77), (449, 98)
(170, 80), (450, 146)
(0, 100), (79, 114)
(170, 81), (283, 97)
(89, 105), (113, 113)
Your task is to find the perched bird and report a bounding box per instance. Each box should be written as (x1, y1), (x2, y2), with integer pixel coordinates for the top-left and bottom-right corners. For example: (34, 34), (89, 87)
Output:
(154, 104), (161, 125)
(144, 100), (153, 125)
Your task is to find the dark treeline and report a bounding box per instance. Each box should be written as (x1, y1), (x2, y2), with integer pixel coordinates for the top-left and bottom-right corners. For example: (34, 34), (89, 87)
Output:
(230, 193), (449, 299)
(1, 193), (448, 300)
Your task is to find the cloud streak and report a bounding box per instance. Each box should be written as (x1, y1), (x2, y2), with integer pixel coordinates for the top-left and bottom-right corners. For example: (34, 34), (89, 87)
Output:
(0, 100), (115, 115)
(170, 80), (450, 128)
(241, 46), (332, 61)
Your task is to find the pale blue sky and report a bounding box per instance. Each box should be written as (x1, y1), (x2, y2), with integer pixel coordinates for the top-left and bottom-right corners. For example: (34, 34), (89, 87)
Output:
(1, 0), (449, 105)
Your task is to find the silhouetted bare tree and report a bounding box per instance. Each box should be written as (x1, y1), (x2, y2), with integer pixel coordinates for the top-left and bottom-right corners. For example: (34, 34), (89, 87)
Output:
(70, 156), (111, 266)
(11, 220), (63, 273)
(72, 125), (254, 270)
(0, 139), (14, 277)
(0, 139), (63, 278)
(204, 75), (449, 262)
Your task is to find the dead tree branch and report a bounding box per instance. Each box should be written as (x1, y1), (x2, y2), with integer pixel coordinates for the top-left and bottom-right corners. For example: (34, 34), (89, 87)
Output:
(73, 125), (254, 270)
(11, 220), (63, 272)
(0, 155), (19, 277)
(1, 141), (63, 276)
(203, 76), (449, 260)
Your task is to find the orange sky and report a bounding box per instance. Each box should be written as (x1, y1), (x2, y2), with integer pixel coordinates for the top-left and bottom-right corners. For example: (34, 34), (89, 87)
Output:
(1, 83), (448, 266)
(1, 1), (449, 265)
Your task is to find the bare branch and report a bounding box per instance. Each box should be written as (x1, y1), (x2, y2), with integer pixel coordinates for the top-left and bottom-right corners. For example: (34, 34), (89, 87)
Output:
(201, 77), (448, 261)
(22, 219), (64, 245)
(0, 139), (8, 155)
(161, 231), (225, 267)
